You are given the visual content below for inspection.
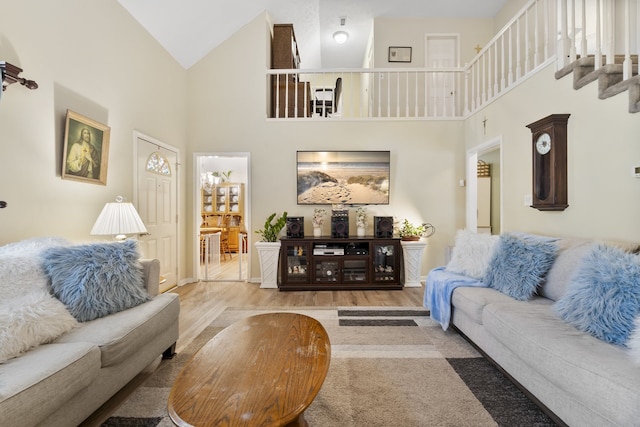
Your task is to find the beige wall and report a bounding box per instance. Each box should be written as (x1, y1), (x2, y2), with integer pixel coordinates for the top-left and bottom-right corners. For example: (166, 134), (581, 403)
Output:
(373, 16), (495, 67)
(187, 14), (468, 280)
(0, 0), (189, 274)
(4, 3), (639, 286)
(466, 65), (640, 243)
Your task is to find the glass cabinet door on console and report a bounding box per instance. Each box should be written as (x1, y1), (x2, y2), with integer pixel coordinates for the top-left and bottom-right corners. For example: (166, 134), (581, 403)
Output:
(372, 243), (398, 283)
(282, 242), (310, 284)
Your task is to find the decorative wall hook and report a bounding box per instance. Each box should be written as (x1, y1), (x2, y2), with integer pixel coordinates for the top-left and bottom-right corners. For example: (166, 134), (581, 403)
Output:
(1, 61), (38, 92)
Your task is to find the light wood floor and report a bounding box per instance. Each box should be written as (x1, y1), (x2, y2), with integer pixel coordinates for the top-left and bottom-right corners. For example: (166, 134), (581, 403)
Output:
(81, 280), (425, 426)
(173, 280), (425, 353)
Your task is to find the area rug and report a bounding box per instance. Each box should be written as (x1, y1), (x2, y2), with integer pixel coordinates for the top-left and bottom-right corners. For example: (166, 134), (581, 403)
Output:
(102, 307), (557, 427)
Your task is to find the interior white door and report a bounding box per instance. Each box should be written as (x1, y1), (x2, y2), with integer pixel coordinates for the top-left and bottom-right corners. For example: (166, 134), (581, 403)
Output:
(425, 35), (458, 116)
(136, 136), (178, 292)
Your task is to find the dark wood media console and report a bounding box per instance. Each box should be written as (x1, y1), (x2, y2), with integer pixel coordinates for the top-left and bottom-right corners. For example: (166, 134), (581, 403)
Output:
(279, 236), (403, 291)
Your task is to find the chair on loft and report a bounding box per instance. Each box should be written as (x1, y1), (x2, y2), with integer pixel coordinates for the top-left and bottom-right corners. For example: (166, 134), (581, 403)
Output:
(219, 215), (232, 261)
(312, 77), (342, 117)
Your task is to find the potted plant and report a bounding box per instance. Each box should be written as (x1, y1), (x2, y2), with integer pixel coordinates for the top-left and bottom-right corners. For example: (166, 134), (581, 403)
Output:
(312, 208), (328, 237)
(397, 219), (435, 241)
(397, 219), (435, 287)
(255, 211), (287, 288)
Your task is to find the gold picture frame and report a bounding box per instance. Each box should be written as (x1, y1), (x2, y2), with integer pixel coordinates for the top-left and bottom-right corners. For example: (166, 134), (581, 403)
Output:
(62, 109), (110, 185)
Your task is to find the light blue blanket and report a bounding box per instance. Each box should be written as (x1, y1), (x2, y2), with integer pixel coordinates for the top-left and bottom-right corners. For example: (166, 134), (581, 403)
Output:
(424, 266), (488, 331)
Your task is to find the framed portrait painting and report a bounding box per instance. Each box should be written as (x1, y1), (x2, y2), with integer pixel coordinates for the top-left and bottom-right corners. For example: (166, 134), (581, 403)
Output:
(62, 110), (110, 185)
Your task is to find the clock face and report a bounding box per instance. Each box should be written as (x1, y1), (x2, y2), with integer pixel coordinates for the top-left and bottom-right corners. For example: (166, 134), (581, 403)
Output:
(536, 133), (551, 155)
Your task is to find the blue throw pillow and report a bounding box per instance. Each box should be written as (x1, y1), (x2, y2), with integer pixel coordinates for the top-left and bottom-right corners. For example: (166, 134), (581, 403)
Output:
(41, 240), (151, 322)
(484, 233), (557, 300)
(554, 244), (640, 346)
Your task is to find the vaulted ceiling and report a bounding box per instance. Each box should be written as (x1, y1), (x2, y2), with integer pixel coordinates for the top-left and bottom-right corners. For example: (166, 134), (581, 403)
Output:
(117, 0), (507, 69)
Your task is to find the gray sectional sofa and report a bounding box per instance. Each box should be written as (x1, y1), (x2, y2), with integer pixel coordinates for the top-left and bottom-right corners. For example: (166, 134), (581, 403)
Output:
(425, 231), (640, 427)
(0, 242), (180, 427)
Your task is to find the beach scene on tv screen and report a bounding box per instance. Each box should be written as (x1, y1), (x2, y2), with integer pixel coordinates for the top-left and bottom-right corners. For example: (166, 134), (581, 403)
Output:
(297, 151), (390, 204)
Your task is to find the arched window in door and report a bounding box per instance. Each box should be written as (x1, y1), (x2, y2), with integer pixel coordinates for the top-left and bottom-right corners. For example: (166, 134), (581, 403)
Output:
(146, 151), (172, 176)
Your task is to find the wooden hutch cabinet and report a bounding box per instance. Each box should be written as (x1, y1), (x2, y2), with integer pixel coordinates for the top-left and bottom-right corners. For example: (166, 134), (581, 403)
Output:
(271, 24), (311, 118)
(279, 236), (403, 291)
(201, 183), (244, 252)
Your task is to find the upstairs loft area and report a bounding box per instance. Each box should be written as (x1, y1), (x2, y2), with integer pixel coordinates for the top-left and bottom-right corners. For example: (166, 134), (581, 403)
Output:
(268, 0), (640, 121)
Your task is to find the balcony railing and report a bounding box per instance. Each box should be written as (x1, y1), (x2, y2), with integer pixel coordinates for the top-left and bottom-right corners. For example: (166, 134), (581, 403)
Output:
(267, 0), (638, 120)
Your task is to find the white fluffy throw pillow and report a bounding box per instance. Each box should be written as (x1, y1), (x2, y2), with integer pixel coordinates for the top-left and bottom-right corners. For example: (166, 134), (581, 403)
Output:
(0, 290), (78, 363)
(627, 316), (640, 363)
(0, 237), (69, 298)
(446, 229), (499, 279)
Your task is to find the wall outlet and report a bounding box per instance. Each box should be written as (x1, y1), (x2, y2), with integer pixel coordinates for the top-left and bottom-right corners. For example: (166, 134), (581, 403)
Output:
(524, 194), (532, 206)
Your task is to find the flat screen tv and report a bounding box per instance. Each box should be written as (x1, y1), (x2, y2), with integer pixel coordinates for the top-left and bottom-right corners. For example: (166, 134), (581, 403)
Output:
(297, 151), (390, 205)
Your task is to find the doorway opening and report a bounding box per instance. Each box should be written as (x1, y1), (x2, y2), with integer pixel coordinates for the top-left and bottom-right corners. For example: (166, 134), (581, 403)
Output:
(466, 137), (502, 235)
(194, 152), (251, 282)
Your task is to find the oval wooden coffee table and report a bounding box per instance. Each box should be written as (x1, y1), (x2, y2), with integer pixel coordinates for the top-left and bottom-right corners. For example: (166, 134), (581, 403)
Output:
(168, 312), (331, 427)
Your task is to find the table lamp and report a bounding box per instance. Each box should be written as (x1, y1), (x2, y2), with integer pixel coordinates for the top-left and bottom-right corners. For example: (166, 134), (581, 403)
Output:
(90, 196), (147, 240)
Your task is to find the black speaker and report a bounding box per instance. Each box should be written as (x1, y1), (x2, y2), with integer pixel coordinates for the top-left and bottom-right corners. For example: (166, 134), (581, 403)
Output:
(331, 216), (349, 238)
(374, 216), (393, 238)
(286, 216), (304, 238)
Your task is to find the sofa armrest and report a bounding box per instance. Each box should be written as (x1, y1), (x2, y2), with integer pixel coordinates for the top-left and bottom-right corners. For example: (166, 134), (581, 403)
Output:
(140, 259), (161, 297)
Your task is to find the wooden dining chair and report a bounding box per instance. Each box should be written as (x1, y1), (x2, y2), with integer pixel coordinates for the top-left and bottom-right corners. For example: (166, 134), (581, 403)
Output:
(219, 215), (232, 261)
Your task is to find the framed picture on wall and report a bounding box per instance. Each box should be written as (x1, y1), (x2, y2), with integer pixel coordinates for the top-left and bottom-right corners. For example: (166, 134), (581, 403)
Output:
(62, 109), (110, 185)
(388, 46), (412, 63)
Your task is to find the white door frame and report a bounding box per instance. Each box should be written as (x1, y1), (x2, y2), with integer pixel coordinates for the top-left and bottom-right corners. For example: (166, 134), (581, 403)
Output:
(193, 152), (251, 282)
(466, 136), (502, 232)
(133, 131), (181, 285)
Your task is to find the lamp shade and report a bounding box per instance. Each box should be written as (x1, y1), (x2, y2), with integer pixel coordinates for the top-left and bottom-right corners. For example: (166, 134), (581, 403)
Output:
(91, 197), (147, 239)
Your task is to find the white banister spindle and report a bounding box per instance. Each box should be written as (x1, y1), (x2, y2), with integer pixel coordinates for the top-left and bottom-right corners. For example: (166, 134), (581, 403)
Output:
(580, 0), (587, 58)
(533, 1), (540, 68)
(464, 68), (469, 115)
(275, 74), (280, 118)
(395, 72), (400, 117)
(508, 26), (514, 84)
(557, 0), (570, 70)
(569, 0), (577, 61)
(405, 72), (409, 117)
(493, 43), (499, 95)
(605, 0), (615, 66)
(525, 8), (531, 73)
(516, 18), (522, 79)
(414, 72), (419, 118)
(544, 0), (549, 60)
(501, 34), (507, 89)
(424, 72), (428, 117)
(595, 0), (602, 68)
(378, 73), (382, 117)
(623, 0), (632, 79)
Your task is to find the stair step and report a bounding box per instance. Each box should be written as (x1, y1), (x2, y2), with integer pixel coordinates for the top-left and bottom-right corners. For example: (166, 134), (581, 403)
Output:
(599, 63), (639, 99)
(627, 75), (640, 113)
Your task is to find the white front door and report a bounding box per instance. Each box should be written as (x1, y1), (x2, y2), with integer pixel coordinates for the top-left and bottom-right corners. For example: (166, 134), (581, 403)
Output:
(136, 134), (179, 292)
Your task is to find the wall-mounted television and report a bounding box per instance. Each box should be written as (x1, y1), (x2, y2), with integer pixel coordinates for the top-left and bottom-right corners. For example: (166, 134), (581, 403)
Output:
(297, 151), (390, 205)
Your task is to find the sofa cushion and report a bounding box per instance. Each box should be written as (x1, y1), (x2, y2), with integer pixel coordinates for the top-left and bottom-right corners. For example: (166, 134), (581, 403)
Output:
(0, 291), (78, 363)
(452, 287), (552, 326)
(54, 293), (180, 367)
(554, 244), (640, 346)
(0, 342), (100, 427)
(445, 229), (499, 279)
(483, 233), (557, 300)
(484, 302), (640, 425)
(41, 240), (151, 322)
(539, 238), (594, 301)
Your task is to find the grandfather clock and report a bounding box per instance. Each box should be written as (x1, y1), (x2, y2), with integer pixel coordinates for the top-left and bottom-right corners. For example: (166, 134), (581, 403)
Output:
(526, 114), (570, 211)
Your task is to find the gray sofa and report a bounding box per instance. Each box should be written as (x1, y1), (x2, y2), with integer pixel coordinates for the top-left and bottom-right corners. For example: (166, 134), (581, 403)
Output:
(0, 258), (180, 427)
(426, 233), (640, 427)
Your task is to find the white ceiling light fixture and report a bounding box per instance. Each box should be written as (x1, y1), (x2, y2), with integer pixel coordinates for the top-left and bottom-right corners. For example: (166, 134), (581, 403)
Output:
(333, 16), (348, 44)
(333, 30), (349, 44)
